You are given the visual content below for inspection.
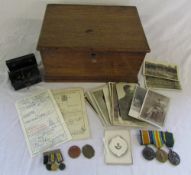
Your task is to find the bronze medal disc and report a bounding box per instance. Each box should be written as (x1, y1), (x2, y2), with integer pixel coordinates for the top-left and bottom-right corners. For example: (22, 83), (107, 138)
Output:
(156, 149), (168, 163)
(68, 146), (81, 158)
(51, 163), (58, 171)
(82, 144), (95, 159)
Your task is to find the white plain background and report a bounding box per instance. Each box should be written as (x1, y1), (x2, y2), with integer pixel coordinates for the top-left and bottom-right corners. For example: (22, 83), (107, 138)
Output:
(0, 0), (191, 175)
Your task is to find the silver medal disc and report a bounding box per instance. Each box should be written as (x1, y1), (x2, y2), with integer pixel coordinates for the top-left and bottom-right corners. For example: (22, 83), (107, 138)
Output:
(168, 150), (180, 166)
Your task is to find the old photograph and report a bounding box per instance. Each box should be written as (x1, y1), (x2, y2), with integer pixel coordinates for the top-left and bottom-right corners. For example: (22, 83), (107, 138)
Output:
(145, 76), (182, 90)
(129, 86), (147, 118)
(116, 83), (136, 120)
(144, 60), (179, 81)
(140, 90), (170, 128)
(92, 89), (111, 126)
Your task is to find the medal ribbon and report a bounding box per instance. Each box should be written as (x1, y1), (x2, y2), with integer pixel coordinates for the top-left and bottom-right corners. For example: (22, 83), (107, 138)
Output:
(163, 131), (174, 148)
(140, 130), (151, 145)
(152, 131), (163, 149)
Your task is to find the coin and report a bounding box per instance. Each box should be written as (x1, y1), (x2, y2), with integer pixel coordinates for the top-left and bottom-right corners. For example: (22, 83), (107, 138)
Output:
(68, 145), (81, 158)
(51, 163), (58, 171)
(142, 146), (156, 160)
(82, 144), (95, 159)
(168, 150), (180, 166)
(59, 162), (66, 170)
(156, 149), (168, 163)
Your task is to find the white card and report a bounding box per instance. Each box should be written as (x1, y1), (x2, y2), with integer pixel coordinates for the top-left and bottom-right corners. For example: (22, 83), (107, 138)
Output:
(104, 129), (133, 165)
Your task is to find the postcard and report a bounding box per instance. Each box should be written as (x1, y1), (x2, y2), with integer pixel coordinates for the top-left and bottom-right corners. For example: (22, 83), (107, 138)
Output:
(143, 60), (179, 81)
(145, 76), (182, 90)
(139, 90), (170, 128)
(129, 86), (147, 118)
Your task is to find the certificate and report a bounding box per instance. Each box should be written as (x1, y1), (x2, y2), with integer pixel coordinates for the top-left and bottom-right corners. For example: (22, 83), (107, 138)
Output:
(16, 90), (71, 157)
(52, 88), (90, 140)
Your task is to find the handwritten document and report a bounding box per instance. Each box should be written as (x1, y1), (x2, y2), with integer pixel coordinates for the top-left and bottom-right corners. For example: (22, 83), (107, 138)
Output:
(15, 90), (71, 157)
(52, 88), (90, 140)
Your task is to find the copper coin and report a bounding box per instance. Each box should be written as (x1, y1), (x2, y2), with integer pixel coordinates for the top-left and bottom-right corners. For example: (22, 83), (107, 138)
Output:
(156, 149), (168, 163)
(82, 144), (95, 159)
(68, 145), (81, 158)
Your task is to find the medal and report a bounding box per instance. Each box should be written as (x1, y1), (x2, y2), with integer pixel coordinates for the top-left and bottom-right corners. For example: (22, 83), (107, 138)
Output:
(140, 130), (155, 161)
(142, 146), (156, 160)
(163, 132), (180, 166)
(152, 131), (168, 163)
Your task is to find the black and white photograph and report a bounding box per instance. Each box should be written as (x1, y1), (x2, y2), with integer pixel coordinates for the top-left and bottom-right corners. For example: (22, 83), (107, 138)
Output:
(116, 83), (136, 120)
(145, 76), (182, 90)
(144, 60), (179, 81)
(140, 90), (170, 128)
(129, 87), (147, 118)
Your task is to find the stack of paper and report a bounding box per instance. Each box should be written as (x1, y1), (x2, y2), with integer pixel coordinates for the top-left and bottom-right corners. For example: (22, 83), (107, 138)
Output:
(85, 83), (170, 128)
(143, 60), (182, 90)
(16, 88), (90, 157)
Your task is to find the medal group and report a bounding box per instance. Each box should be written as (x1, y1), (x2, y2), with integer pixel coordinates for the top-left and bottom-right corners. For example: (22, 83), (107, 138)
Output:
(140, 130), (180, 165)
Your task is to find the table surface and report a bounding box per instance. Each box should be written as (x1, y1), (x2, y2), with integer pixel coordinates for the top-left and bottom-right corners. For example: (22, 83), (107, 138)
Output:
(0, 0), (191, 175)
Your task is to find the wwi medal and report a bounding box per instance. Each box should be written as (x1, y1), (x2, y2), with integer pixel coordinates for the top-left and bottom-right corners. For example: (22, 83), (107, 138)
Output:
(168, 149), (180, 166)
(162, 132), (181, 166)
(156, 149), (168, 163)
(142, 146), (155, 160)
(139, 130), (155, 161)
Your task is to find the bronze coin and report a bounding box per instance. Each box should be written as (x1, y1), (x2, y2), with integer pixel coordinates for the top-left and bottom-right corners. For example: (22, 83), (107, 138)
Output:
(68, 145), (81, 158)
(51, 163), (58, 171)
(82, 144), (95, 159)
(156, 149), (168, 163)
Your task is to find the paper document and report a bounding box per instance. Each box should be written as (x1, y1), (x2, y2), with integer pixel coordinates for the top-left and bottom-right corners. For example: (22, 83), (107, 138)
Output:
(52, 88), (90, 140)
(16, 90), (71, 157)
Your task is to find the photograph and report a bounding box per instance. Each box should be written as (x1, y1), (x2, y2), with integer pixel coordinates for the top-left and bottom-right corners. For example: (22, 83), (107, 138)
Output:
(140, 90), (170, 128)
(116, 83), (136, 120)
(92, 89), (111, 126)
(145, 76), (182, 90)
(129, 86), (147, 118)
(144, 60), (179, 81)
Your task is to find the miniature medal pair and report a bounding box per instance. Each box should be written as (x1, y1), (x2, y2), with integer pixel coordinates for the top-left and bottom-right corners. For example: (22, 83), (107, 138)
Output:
(43, 149), (65, 171)
(140, 130), (180, 166)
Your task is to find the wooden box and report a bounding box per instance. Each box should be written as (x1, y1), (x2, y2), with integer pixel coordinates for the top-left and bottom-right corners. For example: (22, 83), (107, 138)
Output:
(37, 4), (150, 82)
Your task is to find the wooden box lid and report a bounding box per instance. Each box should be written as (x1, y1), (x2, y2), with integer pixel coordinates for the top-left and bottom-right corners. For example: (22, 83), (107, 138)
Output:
(37, 4), (150, 53)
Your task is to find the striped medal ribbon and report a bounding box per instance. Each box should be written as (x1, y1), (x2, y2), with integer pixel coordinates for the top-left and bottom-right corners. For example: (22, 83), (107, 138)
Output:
(140, 130), (155, 161)
(152, 131), (168, 163)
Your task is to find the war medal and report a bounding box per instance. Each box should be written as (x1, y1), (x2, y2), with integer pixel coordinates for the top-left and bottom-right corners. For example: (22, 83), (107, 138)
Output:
(140, 130), (156, 160)
(163, 132), (180, 166)
(152, 131), (168, 163)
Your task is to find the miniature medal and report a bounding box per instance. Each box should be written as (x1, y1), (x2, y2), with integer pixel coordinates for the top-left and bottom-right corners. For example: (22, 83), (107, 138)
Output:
(163, 132), (180, 166)
(152, 131), (168, 163)
(108, 135), (128, 157)
(140, 130), (155, 161)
